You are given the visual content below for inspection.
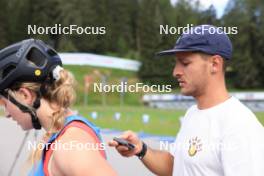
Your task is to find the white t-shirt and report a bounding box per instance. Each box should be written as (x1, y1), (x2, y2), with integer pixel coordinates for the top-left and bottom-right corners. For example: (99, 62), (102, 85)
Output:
(170, 97), (264, 176)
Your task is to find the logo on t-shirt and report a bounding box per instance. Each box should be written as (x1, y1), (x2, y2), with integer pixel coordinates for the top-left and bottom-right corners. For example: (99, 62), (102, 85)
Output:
(188, 136), (202, 157)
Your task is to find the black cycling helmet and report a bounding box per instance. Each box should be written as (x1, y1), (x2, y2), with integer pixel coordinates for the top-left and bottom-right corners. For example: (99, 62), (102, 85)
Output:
(0, 39), (63, 129)
(0, 38), (62, 93)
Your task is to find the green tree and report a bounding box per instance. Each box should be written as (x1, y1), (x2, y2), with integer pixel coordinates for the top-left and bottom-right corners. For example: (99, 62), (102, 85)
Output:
(137, 0), (165, 85)
(223, 0), (264, 88)
(0, 0), (8, 47)
(70, 0), (110, 53)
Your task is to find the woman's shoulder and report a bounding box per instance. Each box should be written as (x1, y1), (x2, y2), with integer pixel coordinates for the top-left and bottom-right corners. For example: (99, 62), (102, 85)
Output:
(50, 121), (105, 175)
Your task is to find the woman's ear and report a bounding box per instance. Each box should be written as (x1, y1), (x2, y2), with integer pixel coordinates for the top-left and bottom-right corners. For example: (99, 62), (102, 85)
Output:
(17, 88), (35, 105)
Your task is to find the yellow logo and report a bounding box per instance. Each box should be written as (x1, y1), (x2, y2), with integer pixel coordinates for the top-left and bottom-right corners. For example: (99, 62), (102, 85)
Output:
(35, 69), (41, 76)
(188, 137), (202, 157)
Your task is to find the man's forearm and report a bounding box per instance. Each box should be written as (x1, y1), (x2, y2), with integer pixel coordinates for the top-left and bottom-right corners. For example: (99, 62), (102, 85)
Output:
(141, 147), (174, 176)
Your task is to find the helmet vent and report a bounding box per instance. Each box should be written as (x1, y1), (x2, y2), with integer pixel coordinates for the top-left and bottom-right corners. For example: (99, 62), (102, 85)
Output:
(0, 64), (16, 79)
(26, 48), (47, 67)
(47, 48), (57, 57)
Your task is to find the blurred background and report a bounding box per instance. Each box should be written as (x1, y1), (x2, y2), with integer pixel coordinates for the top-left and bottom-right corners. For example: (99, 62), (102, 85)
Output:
(1, 0), (263, 135)
(0, 0), (264, 175)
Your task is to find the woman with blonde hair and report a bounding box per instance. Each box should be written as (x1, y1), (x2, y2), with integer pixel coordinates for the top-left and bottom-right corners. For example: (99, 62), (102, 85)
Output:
(0, 39), (117, 176)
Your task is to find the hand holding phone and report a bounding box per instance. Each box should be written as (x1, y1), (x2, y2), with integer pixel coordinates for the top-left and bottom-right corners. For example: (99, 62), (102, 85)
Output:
(113, 137), (135, 150)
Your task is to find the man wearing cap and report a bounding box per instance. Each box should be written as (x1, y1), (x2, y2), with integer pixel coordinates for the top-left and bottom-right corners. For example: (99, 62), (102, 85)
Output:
(109, 24), (264, 176)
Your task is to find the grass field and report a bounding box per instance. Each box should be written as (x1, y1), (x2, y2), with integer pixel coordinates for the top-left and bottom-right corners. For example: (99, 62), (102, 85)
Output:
(74, 105), (264, 136)
(64, 65), (143, 105)
(75, 105), (184, 136)
(0, 105), (263, 136)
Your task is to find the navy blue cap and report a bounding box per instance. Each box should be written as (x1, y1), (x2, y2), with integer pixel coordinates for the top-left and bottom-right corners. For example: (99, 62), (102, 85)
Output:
(157, 24), (233, 60)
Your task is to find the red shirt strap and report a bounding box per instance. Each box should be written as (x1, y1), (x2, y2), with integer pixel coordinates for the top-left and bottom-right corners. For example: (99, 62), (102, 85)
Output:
(43, 121), (106, 176)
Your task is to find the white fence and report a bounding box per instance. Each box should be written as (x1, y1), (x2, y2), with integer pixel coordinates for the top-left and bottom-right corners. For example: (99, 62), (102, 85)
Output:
(143, 92), (264, 112)
(59, 53), (141, 71)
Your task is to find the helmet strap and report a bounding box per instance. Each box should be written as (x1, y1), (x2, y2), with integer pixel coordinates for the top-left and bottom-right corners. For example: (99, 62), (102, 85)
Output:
(2, 90), (42, 130)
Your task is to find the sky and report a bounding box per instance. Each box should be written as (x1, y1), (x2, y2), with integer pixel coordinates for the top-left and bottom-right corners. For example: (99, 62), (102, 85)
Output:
(170, 0), (229, 18)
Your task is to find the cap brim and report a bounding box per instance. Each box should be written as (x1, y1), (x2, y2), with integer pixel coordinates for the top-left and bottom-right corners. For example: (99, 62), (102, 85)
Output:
(156, 48), (200, 56)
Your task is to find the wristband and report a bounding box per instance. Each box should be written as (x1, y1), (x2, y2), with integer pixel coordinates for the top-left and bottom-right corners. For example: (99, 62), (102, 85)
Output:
(136, 142), (147, 159)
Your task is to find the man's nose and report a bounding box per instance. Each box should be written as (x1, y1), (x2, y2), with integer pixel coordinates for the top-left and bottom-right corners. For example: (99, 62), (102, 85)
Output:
(173, 64), (182, 78)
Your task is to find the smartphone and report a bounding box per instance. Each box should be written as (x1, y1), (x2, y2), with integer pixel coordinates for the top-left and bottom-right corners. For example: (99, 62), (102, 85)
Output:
(113, 137), (135, 150)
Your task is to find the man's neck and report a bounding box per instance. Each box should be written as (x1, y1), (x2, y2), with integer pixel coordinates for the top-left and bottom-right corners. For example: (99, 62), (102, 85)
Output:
(195, 83), (230, 110)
